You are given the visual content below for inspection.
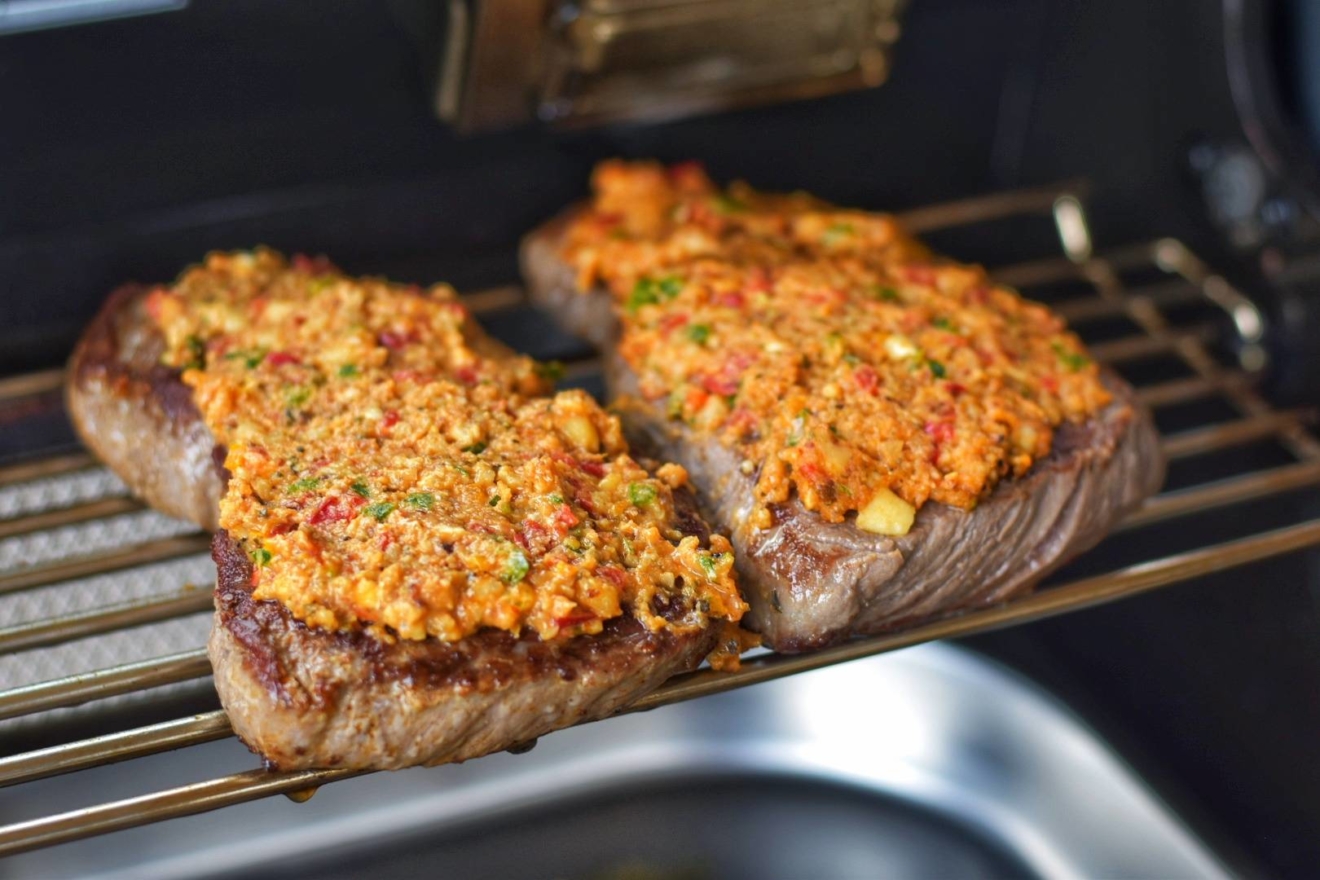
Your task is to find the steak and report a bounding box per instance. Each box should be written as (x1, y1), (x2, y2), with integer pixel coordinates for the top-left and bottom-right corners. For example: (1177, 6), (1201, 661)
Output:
(67, 284), (226, 530)
(210, 529), (720, 770)
(522, 208), (1165, 651)
(69, 262), (736, 770)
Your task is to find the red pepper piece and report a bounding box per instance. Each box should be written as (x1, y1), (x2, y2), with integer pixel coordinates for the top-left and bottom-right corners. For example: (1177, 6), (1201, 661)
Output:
(599, 565), (629, 588)
(266, 351), (300, 367)
(309, 493), (365, 525)
(854, 365), (880, 395)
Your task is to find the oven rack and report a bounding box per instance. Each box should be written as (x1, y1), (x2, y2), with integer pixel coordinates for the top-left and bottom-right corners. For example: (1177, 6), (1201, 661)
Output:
(0, 184), (1318, 857)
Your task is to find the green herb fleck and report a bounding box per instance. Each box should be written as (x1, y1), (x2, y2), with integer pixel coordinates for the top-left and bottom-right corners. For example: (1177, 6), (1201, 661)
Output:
(871, 286), (900, 302)
(184, 335), (206, 370)
(285, 386), (312, 408)
(711, 193), (747, 214)
(365, 502), (396, 522)
(462, 442), (487, 454)
(251, 547), (272, 567)
(350, 480), (371, 499)
(289, 477), (320, 494)
(535, 360), (566, 382)
(686, 323), (711, 344)
(488, 494), (502, 508)
(502, 549), (530, 584)
(932, 317), (955, 331)
(225, 348), (267, 369)
(406, 492), (434, 511)
(453, 463), (471, 477)
(338, 364), (360, 378)
(822, 222), (856, 246)
(1052, 342), (1090, 372)
(548, 494), (565, 505)
(928, 359), (947, 379)
(698, 553), (721, 581)
(628, 482), (658, 506)
(627, 275), (684, 313)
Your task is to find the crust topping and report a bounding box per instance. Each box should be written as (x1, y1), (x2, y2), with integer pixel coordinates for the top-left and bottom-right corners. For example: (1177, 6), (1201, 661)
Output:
(561, 160), (1113, 528)
(149, 250), (744, 643)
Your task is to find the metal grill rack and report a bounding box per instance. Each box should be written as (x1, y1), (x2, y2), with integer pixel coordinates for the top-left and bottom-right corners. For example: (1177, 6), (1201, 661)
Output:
(0, 184), (1318, 858)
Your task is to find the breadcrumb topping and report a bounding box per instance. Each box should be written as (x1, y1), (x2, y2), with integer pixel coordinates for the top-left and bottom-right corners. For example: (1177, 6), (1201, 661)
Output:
(562, 160), (1112, 526)
(150, 249), (744, 642)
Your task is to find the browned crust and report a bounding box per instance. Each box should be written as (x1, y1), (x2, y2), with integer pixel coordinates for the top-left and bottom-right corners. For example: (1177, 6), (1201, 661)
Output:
(520, 207), (1166, 651)
(66, 284), (226, 530)
(209, 530), (720, 770)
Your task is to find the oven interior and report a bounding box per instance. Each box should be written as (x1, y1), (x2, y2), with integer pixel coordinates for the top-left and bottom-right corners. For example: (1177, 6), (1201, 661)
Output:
(3, 0), (1320, 875)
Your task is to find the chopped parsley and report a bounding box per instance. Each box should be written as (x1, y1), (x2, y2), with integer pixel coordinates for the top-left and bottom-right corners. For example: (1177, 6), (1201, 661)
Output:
(288, 477), (320, 494)
(932, 316), (955, 331)
(406, 492), (434, 511)
(821, 222), (856, 246)
(488, 494), (502, 507)
(698, 552), (723, 580)
(1052, 341), (1090, 372)
(686, 323), (711, 344)
(338, 363), (360, 378)
(627, 275), (684, 313)
(535, 360), (566, 382)
(502, 549), (530, 584)
(350, 480), (371, 499)
(871, 286), (900, 302)
(711, 193), (747, 214)
(224, 348), (266, 369)
(184, 335), (206, 370)
(628, 482), (658, 506)
(462, 442), (487, 454)
(928, 359), (947, 379)
(251, 547), (272, 567)
(364, 502), (396, 522)
(285, 386), (312, 408)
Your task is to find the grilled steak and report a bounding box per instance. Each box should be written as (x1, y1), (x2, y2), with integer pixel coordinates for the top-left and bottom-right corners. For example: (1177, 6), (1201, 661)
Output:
(522, 207), (1165, 651)
(71, 252), (746, 771)
(210, 528), (720, 770)
(67, 284), (226, 530)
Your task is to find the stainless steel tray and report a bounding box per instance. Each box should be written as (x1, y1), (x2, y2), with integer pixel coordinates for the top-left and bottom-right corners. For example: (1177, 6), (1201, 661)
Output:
(4, 644), (1228, 879)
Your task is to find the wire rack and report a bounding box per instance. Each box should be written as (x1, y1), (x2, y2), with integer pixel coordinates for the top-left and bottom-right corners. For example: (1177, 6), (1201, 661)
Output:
(0, 184), (1318, 858)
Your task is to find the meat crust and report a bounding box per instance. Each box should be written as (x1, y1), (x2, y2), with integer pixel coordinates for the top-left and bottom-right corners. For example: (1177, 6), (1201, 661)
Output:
(521, 208), (1166, 651)
(66, 284), (226, 530)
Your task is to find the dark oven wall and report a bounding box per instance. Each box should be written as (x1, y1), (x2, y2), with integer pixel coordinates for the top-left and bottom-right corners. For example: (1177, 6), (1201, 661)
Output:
(7, 0), (1319, 876)
(1, 0), (1235, 373)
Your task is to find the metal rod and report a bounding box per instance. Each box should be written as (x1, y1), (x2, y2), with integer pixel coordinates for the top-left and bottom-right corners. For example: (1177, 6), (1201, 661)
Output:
(0, 453), (98, 488)
(0, 764), (360, 857)
(0, 534), (211, 597)
(1054, 281), (1204, 324)
(1087, 323), (1218, 364)
(1120, 459), (1320, 530)
(1134, 374), (1239, 409)
(0, 370), (65, 405)
(462, 285), (526, 314)
(0, 496), (144, 541)
(0, 650), (211, 722)
(0, 588), (214, 655)
(3, 516), (1319, 856)
(0, 711), (233, 790)
(898, 181), (1087, 234)
(1161, 409), (1311, 460)
(631, 516), (1320, 711)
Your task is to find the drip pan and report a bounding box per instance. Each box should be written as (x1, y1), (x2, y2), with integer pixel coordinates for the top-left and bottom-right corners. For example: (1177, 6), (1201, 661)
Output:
(10, 643), (1228, 879)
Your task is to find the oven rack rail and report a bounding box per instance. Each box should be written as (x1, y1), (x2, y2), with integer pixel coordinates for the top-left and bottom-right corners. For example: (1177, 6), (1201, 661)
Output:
(0, 184), (1318, 856)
